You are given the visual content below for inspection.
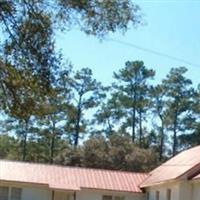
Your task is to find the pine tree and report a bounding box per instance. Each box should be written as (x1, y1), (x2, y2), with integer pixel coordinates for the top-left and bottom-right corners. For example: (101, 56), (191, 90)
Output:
(151, 85), (167, 161)
(111, 61), (155, 144)
(162, 67), (194, 156)
(66, 68), (105, 147)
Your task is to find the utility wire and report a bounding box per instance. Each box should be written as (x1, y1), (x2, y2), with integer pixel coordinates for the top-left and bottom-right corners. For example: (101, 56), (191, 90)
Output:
(106, 38), (200, 68)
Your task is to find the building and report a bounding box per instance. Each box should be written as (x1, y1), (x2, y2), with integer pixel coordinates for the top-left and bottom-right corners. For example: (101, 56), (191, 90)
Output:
(1, 145), (200, 200)
(141, 145), (200, 200)
(0, 160), (147, 200)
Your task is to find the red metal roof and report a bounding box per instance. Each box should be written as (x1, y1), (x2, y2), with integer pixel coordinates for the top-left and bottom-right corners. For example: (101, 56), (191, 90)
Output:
(0, 160), (148, 193)
(140, 145), (200, 187)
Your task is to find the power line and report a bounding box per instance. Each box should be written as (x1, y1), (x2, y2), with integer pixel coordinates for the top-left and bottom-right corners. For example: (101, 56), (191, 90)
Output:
(106, 38), (200, 68)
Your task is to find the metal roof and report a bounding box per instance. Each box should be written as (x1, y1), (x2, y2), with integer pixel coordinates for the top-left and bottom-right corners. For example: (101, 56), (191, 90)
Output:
(0, 160), (148, 193)
(140, 145), (200, 188)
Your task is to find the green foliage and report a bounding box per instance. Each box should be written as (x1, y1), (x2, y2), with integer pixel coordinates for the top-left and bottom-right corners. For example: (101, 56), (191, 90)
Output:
(151, 84), (167, 161)
(0, 57), (200, 172)
(162, 67), (194, 155)
(82, 135), (110, 168)
(0, 0), (143, 167)
(179, 84), (200, 149)
(109, 61), (155, 144)
(67, 67), (106, 146)
(0, 0), (141, 81)
(0, 0), (140, 145)
(0, 1), (178, 172)
(56, 0), (141, 36)
(0, 134), (19, 159)
(94, 101), (117, 136)
(54, 134), (158, 172)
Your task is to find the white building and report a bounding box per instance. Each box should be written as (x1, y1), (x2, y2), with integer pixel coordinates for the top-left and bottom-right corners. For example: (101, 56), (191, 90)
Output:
(141, 145), (200, 200)
(1, 145), (200, 200)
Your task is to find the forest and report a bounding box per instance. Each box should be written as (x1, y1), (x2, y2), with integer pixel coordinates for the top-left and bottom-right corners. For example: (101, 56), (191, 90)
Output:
(0, 1), (199, 172)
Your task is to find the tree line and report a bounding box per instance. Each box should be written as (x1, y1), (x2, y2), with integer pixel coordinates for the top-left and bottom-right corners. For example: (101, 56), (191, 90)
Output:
(0, 1), (199, 172)
(0, 61), (199, 172)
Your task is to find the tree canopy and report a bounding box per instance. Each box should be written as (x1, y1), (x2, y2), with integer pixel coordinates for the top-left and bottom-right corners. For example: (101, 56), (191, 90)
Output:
(0, 1), (199, 172)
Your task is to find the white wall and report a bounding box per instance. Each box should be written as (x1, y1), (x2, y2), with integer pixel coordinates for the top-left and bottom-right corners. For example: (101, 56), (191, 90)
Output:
(22, 187), (51, 200)
(76, 189), (145, 200)
(22, 188), (145, 200)
(178, 180), (192, 200)
(146, 181), (180, 200)
(146, 180), (195, 200)
(0, 182), (51, 200)
(192, 182), (200, 200)
(0, 182), (145, 200)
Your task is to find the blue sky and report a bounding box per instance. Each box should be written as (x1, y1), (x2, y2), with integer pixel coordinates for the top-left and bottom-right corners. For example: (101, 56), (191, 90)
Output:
(56, 0), (200, 87)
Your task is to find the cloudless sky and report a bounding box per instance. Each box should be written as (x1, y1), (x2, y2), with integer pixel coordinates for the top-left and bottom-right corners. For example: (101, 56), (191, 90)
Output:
(56, 0), (200, 87)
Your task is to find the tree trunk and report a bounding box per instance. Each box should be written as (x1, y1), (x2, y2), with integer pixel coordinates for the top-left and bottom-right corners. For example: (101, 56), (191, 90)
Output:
(22, 133), (27, 161)
(107, 119), (113, 136)
(159, 115), (164, 161)
(132, 88), (137, 142)
(50, 120), (56, 164)
(50, 135), (55, 164)
(172, 114), (178, 156)
(74, 100), (82, 147)
(132, 106), (136, 142)
(173, 129), (177, 156)
(139, 109), (142, 147)
(22, 119), (28, 161)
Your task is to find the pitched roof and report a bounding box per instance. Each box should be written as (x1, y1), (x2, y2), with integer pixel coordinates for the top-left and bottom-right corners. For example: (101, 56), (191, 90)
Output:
(0, 160), (148, 193)
(140, 145), (200, 188)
